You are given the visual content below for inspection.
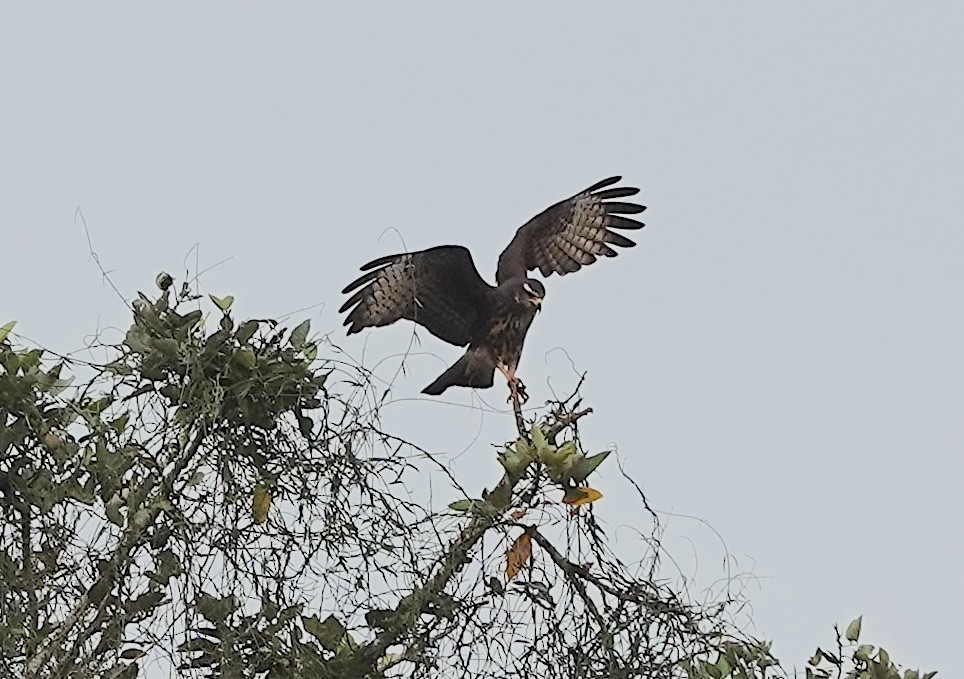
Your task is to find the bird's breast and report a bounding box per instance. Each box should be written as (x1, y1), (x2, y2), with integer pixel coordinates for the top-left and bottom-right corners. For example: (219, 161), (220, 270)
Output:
(481, 305), (538, 367)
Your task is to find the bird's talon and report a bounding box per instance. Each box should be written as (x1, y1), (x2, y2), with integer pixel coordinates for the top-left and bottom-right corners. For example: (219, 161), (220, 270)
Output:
(506, 378), (529, 405)
(516, 381), (529, 404)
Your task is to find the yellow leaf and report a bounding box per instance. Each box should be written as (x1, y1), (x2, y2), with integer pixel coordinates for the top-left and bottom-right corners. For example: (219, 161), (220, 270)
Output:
(252, 484), (271, 525)
(505, 533), (533, 581)
(562, 486), (603, 506)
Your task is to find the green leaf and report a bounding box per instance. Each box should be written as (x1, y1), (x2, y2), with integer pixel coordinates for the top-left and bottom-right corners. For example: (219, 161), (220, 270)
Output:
(177, 637), (217, 653)
(20, 348), (43, 371)
(127, 591), (165, 614)
(64, 479), (97, 505)
(877, 647), (890, 666)
(235, 320), (259, 344)
(498, 446), (533, 478)
(1, 351), (20, 374)
(0, 320), (15, 343)
(571, 450), (611, 483)
(106, 664), (139, 679)
(110, 413), (130, 434)
(105, 498), (125, 526)
(154, 549), (182, 580)
(854, 645), (874, 662)
(513, 438), (532, 458)
(303, 342), (318, 361)
(297, 412), (314, 438)
(105, 360), (134, 376)
(290, 319), (311, 350)
(302, 614), (346, 652)
(716, 656), (732, 677)
(556, 440), (578, 458)
(209, 294), (234, 311)
(196, 594), (236, 623)
(817, 648), (840, 665)
(530, 425), (550, 454)
(87, 396), (113, 415)
(124, 327), (152, 353)
(483, 480), (512, 511)
(178, 309), (204, 329)
(448, 498), (497, 515)
(845, 615), (862, 642)
(152, 338), (179, 357)
(46, 375), (75, 397)
(234, 347), (257, 370)
(154, 289), (170, 311)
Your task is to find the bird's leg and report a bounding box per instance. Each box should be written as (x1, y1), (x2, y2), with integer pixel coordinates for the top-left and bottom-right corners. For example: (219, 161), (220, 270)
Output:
(497, 365), (529, 405)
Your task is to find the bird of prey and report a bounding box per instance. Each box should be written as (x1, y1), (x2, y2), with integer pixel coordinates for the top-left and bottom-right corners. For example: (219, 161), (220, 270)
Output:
(339, 176), (645, 402)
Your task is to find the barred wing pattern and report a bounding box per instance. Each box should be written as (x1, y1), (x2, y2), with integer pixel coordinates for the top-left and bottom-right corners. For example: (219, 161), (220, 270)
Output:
(339, 245), (492, 347)
(496, 176), (646, 284)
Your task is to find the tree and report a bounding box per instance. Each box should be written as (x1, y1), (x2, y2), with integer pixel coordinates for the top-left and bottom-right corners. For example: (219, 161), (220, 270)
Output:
(0, 275), (935, 679)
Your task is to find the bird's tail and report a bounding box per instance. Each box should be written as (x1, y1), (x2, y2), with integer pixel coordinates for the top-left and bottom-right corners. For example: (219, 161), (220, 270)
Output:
(422, 349), (495, 395)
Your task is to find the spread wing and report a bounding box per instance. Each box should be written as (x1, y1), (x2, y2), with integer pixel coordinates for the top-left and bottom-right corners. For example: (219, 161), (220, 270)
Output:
(340, 245), (493, 346)
(496, 176), (646, 283)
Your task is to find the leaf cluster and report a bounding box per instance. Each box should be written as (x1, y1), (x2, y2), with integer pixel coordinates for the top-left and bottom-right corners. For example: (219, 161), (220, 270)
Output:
(800, 616), (935, 679)
(120, 284), (325, 431)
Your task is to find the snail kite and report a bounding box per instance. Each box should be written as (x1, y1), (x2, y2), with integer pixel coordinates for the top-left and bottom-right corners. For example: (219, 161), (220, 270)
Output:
(339, 176), (646, 401)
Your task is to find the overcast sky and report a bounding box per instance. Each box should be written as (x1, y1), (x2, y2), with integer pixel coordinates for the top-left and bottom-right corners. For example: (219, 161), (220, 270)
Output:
(2, 3), (961, 675)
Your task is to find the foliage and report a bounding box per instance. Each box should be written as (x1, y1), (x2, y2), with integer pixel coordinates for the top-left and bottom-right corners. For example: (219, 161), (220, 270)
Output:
(797, 616), (935, 679)
(0, 274), (935, 679)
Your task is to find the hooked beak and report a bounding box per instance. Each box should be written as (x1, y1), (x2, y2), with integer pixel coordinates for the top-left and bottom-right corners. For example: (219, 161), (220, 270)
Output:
(532, 296), (543, 311)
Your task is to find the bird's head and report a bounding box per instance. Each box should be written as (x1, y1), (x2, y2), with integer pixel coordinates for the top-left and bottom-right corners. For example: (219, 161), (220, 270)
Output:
(519, 278), (545, 310)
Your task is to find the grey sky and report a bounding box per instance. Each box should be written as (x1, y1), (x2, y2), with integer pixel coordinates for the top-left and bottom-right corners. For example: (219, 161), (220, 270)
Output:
(3, 3), (962, 674)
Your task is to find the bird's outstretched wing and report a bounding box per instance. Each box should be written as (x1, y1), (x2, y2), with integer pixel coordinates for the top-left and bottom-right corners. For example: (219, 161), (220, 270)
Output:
(340, 245), (492, 346)
(496, 176), (646, 283)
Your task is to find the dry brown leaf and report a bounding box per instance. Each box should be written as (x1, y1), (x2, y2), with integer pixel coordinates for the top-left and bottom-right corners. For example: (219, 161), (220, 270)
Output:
(505, 532), (533, 581)
(509, 509), (527, 521)
(252, 484), (271, 525)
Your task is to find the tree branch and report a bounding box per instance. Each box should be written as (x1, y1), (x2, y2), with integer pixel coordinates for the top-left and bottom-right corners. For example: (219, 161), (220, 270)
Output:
(357, 403), (593, 675)
(26, 425), (209, 678)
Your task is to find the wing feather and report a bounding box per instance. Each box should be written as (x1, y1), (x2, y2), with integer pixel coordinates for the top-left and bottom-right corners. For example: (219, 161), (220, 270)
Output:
(583, 176), (623, 192)
(340, 245), (492, 346)
(602, 231), (637, 248)
(497, 176), (646, 283)
(603, 201), (647, 215)
(594, 186), (640, 200)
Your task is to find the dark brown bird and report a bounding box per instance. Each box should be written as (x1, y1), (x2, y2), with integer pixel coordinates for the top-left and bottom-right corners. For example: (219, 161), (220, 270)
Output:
(339, 176), (646, 401)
